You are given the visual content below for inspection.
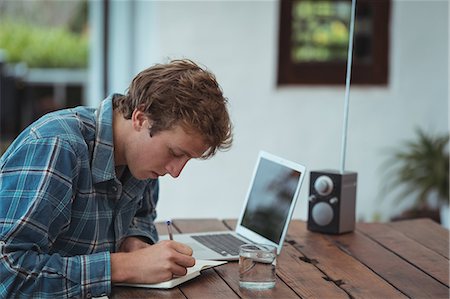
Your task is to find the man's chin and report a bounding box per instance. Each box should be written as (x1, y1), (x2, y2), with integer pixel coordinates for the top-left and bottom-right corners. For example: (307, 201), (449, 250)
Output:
(147, 171), (162, 179)
(131, 171), (160, 180)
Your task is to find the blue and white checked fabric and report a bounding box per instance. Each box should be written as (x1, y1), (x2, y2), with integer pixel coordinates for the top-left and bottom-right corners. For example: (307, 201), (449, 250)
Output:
(0, 94), (159, 298)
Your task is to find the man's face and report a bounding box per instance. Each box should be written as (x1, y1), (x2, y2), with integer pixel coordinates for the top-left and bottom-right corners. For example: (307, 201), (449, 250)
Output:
(125, 119), (209, 180)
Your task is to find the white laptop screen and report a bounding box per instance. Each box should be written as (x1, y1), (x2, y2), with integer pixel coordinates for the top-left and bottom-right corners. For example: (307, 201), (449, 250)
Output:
(240, 156), (302, 244)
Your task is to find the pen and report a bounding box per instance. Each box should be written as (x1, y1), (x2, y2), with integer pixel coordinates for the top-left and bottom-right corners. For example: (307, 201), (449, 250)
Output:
(166, 220), (174, 240)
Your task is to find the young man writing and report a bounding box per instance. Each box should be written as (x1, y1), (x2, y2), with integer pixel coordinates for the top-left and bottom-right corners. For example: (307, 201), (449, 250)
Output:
(0, 59), (233, 298)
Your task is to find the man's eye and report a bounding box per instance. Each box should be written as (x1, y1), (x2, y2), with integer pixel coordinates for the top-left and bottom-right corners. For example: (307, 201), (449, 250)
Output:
(169, 149), (183, 158)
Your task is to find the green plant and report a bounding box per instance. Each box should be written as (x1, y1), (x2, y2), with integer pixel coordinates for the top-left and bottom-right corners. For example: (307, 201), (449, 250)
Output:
(0, 19), (88, 68)
(382, 129), (449, 211)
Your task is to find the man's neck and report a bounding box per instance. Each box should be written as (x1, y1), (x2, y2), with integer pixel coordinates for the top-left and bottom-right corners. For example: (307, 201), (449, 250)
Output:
(113, 110), (128, 166)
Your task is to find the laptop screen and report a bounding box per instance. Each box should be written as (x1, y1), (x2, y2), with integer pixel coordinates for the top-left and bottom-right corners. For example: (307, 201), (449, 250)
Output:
(240, 156), (302, 244)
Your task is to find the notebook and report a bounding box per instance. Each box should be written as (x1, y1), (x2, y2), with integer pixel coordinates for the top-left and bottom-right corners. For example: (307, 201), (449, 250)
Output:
(161, 151), (306, 260)
(115, 260), (227, 289)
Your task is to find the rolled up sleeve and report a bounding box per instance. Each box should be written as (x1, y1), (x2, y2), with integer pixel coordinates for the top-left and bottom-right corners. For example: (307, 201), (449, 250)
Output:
(0, 137), (111, 298)
(0, 243), (110, 298)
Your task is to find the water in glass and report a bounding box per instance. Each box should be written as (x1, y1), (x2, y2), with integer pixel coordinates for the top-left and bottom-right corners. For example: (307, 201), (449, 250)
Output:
(239, 244), (276, 289)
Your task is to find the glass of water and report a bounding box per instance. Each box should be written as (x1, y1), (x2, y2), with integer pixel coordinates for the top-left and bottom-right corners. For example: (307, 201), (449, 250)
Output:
(239, 243), (277, 290)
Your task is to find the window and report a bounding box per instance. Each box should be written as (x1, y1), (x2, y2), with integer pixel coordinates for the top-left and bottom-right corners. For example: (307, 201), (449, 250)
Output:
(0, 0), (89, 146)
(278, 0), (390, 85)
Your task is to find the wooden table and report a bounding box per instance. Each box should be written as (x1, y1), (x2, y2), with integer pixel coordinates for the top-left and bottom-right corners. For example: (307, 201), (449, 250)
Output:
(111, 218), (449, 298)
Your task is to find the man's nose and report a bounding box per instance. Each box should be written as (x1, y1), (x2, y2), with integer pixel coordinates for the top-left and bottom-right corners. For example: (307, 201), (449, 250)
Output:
(166, 157), (189, 178)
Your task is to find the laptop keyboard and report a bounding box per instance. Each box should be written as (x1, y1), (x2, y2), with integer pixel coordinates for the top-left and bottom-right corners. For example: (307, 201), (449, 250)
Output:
(191, 233), (247, 256)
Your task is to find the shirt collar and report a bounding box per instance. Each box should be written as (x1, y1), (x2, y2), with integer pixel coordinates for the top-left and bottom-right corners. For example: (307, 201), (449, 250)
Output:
(91, 94), (119, 184)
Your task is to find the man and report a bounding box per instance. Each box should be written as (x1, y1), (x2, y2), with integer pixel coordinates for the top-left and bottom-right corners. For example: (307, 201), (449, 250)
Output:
(0, 59), (233, 298)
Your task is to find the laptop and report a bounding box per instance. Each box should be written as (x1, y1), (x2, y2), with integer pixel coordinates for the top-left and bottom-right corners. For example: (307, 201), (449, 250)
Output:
(161, 151), (306, 260)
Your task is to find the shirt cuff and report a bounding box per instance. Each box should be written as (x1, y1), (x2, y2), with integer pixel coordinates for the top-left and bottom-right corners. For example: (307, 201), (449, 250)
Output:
(79, 251), (111, 298)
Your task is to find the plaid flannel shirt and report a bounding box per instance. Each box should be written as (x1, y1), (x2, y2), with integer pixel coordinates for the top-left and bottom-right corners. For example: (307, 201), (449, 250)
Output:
(0, 95), (159, 298)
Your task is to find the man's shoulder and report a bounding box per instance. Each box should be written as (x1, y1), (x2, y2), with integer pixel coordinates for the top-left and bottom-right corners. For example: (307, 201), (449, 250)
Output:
(4, 106), (99, 159)
(31, 106), (97, 142)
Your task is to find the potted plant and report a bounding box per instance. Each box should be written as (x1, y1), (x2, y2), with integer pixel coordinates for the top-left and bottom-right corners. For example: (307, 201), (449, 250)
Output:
(381, 129), (449, 224)
(0, 19), (88, 142)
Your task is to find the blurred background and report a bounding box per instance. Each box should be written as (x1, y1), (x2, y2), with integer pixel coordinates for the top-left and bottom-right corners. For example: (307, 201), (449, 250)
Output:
(0, 0), (448, 227)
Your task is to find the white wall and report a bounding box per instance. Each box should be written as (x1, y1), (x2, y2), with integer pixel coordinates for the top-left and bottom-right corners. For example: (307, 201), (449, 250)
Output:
(110, 0), (448, 222)
(87, 0), (104, 108)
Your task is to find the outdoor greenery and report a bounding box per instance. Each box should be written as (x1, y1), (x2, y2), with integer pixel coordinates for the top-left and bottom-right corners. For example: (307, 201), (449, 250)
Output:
(382, 129), (449, 214)
(0, 20), (88, 68)
(291, 0), (350, 62)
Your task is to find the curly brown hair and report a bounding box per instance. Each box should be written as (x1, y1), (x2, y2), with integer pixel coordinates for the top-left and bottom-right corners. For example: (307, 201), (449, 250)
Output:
(113, 59), (233, 158)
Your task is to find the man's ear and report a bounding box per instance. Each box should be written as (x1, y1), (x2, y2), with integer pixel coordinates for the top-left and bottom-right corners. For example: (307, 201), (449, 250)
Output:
(131, 109), (152, 132)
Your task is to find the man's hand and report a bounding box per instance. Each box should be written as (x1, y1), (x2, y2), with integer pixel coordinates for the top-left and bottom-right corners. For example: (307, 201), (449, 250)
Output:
(119, 236), (152, 252)
(111, 240), (195, 284)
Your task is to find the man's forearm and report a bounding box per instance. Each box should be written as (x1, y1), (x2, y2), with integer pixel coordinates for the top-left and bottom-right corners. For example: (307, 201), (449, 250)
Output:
(110, 252), (133, 283)
(119, 236), (152, 252)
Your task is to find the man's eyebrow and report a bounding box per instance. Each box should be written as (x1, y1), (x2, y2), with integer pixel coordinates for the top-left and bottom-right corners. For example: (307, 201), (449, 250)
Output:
(182, 147), (208, 159)
(183, 150), (193, 158)
(174, 147), (194, 158)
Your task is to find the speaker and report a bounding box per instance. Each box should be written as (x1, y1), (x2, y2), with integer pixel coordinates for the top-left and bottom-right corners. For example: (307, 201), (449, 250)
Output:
(307, 170), (357, 234)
